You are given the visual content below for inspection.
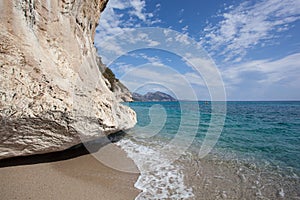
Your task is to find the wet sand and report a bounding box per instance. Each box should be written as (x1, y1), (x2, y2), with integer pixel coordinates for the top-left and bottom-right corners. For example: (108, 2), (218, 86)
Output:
(0, 143), (140, 200)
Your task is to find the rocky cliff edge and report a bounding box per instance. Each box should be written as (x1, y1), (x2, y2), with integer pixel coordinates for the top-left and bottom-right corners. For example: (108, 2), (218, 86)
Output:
(0, 0), (136, 159)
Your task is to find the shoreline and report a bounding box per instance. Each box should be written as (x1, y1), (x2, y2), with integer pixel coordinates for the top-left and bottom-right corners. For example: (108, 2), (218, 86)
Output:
(0, 143), (140, 200)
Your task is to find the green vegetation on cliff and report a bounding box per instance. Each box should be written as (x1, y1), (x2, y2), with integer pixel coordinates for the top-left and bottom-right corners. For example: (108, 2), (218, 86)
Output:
(102, 67), (118, 91)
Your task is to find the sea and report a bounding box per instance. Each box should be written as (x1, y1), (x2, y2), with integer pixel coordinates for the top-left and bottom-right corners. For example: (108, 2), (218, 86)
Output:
(116, 101), (300, 199)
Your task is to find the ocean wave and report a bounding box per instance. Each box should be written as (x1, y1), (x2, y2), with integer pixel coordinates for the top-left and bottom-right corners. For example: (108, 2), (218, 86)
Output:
(116, 138), (194, 199)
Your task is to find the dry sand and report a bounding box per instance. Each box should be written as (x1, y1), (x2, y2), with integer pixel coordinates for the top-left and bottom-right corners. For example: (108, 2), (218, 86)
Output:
(0, 143), (140, 200)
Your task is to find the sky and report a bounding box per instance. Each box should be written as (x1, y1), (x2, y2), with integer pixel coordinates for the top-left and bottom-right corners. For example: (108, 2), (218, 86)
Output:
(95, 0), (300, 101)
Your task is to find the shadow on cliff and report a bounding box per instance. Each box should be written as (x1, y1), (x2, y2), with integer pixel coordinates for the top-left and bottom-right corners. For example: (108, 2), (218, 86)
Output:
(0, 131), (127, 168)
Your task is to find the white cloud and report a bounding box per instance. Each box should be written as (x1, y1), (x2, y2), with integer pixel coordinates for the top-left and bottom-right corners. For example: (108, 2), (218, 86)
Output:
(112, 0), (129, 9)
(99, 39), (126, 55)
(182, 25), (189, 32)
(183, 72), (206, 86)
(119, 63), (204, 100)
(175, 33), (190, 45)
(136, 33), (160, 47)
(148, 40), (160, 47)
(129, 0), (147, 21)
(222, 53), (300, 87)
(182, 55), (224, 89)
(112, 56), (212, 100)
(149, 18), (162, 25)
(139, 54), (164, 66)
(94, 0), (161, 63)
(96, 0), (155, 37)
(118, 53), (209, 88)
(112, 62), (135, 74)
(113, 53), (167, 74)
(203, 0), (300, 62)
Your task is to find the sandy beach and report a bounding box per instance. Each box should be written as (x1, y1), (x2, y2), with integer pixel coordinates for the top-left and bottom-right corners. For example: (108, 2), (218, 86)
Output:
(0, 143), (140, 200)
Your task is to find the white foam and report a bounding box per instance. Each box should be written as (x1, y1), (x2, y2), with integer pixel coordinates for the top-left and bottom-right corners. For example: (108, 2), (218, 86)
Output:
(116, 139), (194, 199)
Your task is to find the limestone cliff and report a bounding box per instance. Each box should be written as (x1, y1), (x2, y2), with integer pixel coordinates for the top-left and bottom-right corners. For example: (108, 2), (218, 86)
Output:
(0, 0), (136, 159)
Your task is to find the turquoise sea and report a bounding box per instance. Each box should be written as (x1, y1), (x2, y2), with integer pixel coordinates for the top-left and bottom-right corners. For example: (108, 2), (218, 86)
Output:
(117, 101), (300, 199)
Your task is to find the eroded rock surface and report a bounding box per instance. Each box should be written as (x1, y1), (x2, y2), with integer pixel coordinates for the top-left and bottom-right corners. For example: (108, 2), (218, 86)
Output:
(0, 0), (136, 159)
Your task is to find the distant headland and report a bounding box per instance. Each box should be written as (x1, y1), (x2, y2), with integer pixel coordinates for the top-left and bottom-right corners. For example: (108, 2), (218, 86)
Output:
(132, 91), (177, 102)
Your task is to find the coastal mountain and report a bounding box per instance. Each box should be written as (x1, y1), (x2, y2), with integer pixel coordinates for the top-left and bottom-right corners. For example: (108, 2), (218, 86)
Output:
(0, 0), (136, 159)
(132, 91), (177, 102)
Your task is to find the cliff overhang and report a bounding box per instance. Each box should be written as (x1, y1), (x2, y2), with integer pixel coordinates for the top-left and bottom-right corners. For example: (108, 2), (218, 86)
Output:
(0, 0), (136, 159)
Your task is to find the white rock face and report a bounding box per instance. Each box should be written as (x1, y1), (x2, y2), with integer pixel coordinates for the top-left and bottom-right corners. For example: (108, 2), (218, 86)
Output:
(0, 0), (136, 159)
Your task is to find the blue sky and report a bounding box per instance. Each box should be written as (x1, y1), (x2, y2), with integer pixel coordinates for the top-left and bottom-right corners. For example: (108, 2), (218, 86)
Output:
(95, 0), (300, 101)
